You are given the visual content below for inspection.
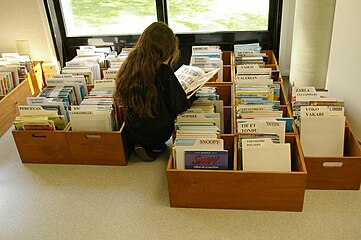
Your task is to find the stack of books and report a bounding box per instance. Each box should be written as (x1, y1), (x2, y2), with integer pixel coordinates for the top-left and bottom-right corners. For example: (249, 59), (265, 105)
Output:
(190, 45), (223, 82)
(14, 105), (67, 131)
(234, 43), (267, 66)
(13, 74), (89, 131)
(172, 78), (228, 170)
(172, 65), (228, 170)
(0, 53), (28, 95)
(62, 45), (117, 84)
(69, 78), (120, 132)
(291, 86), (345, 157)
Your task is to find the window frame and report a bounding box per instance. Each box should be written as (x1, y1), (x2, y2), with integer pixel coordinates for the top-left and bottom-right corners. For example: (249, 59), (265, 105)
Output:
(44, 0), (282, 67)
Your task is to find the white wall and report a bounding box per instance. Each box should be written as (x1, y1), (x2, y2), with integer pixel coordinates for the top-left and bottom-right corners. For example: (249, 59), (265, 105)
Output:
(279, 0), (296, 77)
(0, 0), (56, 62)
(326, 0), (361, 142)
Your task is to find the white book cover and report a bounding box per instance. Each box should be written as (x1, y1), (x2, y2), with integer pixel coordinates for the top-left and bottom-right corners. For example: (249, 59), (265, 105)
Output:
(69, 110), (112, 132)
(242, 138), (291, 172)
(300, 106), (345, 157)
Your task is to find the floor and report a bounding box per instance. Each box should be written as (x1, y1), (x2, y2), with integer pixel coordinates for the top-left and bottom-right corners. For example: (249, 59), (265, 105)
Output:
(0, 127), (360, 240)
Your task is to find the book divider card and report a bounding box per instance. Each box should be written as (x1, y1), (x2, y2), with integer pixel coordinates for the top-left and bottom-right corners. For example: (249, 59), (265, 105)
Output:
(42, 62), (60, 81)
(291, 86), (361, 190)
(167, 49), (307, 211)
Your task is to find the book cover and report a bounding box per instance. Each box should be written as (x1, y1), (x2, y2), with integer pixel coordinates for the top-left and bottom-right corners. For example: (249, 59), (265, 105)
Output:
(184, 150), (228, 170)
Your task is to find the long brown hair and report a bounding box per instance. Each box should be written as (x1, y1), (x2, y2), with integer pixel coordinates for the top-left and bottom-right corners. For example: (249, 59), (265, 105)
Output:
(114, 22), (179, 118)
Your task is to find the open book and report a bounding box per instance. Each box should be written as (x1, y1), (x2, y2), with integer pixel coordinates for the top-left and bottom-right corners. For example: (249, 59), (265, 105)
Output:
(175, 65), (220, 99)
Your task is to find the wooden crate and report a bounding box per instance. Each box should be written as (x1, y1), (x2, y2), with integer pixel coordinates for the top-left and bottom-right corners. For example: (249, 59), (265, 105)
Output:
(0, 63), (43, 137)
(305, 123), (361, 190)
(12, 124), (130, 165)
(167, 135), (307, 211)
(12, 106), (130, 166)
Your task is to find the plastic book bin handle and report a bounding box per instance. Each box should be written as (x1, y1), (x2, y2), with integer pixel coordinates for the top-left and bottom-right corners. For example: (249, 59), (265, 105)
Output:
(32, 134), (47, 138)
(86, 135), (101, 140)
(322, 162), (343, 168)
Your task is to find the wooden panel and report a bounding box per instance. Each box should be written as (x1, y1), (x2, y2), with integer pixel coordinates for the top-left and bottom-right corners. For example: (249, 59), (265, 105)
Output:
(12, 130), (70, 164)
(222, 51), (233, 66)
(261, 50), (278, 65)
(167, 135), (307, 211)
(204, 82), (232, 106)
(222, 65), (232, 82)
(278, 81), (289, 105)
(221, 134), (235, 169)
(66, 128), (129, 166)
(0, 79), (34, 137)
(223, 107), (232, 134)
(167, 170), (306, 211)
(0, 63), (43, 137)
(305, 125), (361, 190)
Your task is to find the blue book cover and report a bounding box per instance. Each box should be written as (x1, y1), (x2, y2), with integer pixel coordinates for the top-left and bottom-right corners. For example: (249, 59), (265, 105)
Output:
(184, 150), (228, 170)
(276, 117), (294, 132)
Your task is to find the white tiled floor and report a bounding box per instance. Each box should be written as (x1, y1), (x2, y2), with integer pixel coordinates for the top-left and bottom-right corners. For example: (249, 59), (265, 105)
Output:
(1, 128), (360, 240)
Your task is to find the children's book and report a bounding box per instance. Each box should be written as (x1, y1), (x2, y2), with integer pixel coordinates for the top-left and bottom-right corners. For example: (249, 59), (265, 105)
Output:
(175, 65), (220, 99)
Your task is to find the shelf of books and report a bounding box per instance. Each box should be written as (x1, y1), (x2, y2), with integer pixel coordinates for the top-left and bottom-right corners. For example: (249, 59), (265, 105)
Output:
(167, 44), (307, 211)
(12, 120), (129, 165)
(291, 86), (361, 190)
(7, 43), (359, 202)
(167, 134), (306, 211)
(11, 82), (130, 165)
(11, 46), (131, 165)
(0, 57), (44, 137)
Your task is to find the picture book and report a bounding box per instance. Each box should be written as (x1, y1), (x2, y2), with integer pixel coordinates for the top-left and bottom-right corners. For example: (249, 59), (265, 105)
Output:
(175, 65), (220, 98)
(184, 150), (228, 170)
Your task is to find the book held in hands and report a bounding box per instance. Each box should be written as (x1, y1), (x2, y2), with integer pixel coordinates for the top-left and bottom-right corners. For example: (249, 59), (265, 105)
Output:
(175, 65), (220, 98)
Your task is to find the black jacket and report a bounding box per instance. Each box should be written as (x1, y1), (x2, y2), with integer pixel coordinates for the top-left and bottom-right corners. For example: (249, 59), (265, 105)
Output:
(124, 64), (193, 148)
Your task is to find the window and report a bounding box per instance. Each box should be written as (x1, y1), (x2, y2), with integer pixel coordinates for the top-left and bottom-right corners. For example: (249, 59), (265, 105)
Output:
(60, 0), (158, 36)
(44, 0), (282, 67)
(167, 0), (269, 33)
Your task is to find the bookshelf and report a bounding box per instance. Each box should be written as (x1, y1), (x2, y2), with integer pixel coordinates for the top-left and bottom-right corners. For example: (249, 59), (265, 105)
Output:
(166, 50), (308, 211)
(0, 63), (43, 137)
(304, 122), (361, 190)
(8, 47), (360, 212)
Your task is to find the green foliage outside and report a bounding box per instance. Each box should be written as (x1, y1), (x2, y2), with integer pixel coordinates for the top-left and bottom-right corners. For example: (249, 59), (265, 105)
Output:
(71, 0), (156, 26)
(70, 0), (267, 31)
